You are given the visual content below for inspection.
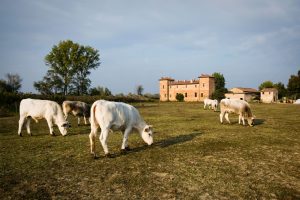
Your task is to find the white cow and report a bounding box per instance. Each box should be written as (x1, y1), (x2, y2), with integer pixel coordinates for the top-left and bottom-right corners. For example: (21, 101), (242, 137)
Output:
(219, 99), (255, 126)
(204, 98), (218, 111)
(18, 98), (70, 136)
(89, 100), (153, 157)
(62, 101), (90, 126)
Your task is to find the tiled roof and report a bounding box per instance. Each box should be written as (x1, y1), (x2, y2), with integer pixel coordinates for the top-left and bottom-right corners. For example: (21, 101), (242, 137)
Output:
(234, 87), (259, 93)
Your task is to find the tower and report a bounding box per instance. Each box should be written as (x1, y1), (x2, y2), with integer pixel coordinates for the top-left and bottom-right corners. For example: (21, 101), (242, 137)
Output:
(199, 74), (215, 101)
(159, 77), (174, 101)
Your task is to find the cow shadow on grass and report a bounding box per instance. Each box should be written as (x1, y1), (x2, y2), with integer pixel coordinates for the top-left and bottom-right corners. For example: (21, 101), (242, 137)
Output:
(254, 118), (265, 126)
(96, 132), (203, 159)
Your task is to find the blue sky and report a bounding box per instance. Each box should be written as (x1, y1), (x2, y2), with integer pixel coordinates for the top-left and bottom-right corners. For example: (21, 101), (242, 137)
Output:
(0, 0), (299, 94)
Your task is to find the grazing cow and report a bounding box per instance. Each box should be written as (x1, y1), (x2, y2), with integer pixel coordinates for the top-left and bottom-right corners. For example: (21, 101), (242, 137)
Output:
(62, 101), (90, 126)
(18, 98), (70, 136)
(204, 98), (218, 111)
(89, 100), (153, 157)
(219, 99), (255, 126)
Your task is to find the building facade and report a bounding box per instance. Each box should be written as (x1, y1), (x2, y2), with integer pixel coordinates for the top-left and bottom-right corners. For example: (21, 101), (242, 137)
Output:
(225, 87), (259, 102)
(260, 88), (278, 103)
(159, 74), (215, 102)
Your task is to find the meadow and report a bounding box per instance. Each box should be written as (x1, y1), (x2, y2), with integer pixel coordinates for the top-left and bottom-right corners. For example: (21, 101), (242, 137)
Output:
(0, 102), (299, 199)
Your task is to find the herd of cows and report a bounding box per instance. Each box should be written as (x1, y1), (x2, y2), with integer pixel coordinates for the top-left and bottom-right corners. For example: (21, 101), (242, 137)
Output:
(17, 98), (254, 157)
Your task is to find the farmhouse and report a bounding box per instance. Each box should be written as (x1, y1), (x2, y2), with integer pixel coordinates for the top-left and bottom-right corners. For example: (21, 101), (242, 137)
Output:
(159, 74), (215, 102)
(225, 87), (259, 102)
(260, 88), (278, 103)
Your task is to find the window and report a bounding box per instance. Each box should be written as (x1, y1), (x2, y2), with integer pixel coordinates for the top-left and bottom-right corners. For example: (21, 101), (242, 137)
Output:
(164, 94), (166, 98)
(201, 93), (203, 97)
(203, 83), (205, 87)
(170, 86), (172, 88)
(163, 85), (164, 89)
(170, 94), (172, 98)
(195, 93), (197, 97)
(195, 85), (197, 88)
(185, 93), (187, 97)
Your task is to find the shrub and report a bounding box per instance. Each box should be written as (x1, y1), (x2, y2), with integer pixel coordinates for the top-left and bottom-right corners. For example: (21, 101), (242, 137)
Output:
(176, 93), (184, 102)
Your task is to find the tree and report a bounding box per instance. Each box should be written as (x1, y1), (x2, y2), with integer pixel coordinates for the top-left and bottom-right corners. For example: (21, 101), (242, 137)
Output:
(287, 70), (300, 99)
(274, 82), (287, 99)
(136, 85), (144, 96)
(259, 81), (274, 91)
(176, 93), (184, 102)
(89, 86), (112, 96)
(211, 72), (227, 100)
(6, 73), (22, 93)
(34, 40), (100, 95)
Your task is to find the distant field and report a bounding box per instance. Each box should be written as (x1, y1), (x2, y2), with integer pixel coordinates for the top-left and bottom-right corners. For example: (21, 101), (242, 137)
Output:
(0, 102), (299, 199)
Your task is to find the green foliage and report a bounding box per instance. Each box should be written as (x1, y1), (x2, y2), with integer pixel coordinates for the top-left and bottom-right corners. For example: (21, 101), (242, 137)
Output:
(287, 70), (300, 99)
(136, 85), (144, 96)
(259, 81), (274, 91)
(212, 88), (228, 101)
(274, 82), (287, 99)
(176, 93), (184, 102)
(212, 72), (225, 90)
(34, 40), (100, 95)
(89, 86), (112, 97)
(212, 72), (227, 100)
(0, 73), (22, 93)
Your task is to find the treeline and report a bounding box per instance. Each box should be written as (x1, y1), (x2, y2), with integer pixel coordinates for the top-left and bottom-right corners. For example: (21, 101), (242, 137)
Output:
(0, 93), (158, 117)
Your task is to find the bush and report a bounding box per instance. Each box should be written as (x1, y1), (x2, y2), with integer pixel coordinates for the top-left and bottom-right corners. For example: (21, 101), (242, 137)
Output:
(176, 93), (184, 102)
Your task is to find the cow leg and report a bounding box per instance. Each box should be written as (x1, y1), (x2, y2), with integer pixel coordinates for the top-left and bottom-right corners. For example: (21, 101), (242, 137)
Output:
(121, 127), (132, 150)
(84, 116), (88, 125)
(204, 104), (206, 109)
(26, 117), (32, 136)
(89, 125), (98, 158)
(225, 113), (231, 124)
(77, 117), (80, 126)
(99, 128), (110, 156)
(46, 118), (55, 136)
(242, 116), (246, 125)
(238, 115), (241, 124)
(220, 112), (224, 124)
(18, 116), (26, 136)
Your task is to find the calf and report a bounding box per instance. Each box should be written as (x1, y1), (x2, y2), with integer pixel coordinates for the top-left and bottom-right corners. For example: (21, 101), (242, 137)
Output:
(219, 99), (255, 126)
(18, 98), (69, 136)
(62, 101), (90, 126)
(204, 98), (218, 111)
(89, 100), (153, 157)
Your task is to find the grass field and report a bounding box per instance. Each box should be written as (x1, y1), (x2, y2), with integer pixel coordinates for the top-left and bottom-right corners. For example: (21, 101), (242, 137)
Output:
(0, 102), (299, 199)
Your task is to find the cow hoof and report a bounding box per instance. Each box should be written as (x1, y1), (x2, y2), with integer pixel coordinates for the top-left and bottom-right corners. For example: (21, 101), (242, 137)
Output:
(105, 153), (112, 158)
(18, 134), (23, 137)
(51, 133), (56, 136)
(120, 149), (127, 155)
(125, 146), (131, 151)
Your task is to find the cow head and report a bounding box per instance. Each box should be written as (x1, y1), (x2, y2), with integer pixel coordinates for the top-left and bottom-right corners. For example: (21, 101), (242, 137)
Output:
(58, 122), (70, 136)
(247, 117), (255, 127)
(141, 125), (153, 145)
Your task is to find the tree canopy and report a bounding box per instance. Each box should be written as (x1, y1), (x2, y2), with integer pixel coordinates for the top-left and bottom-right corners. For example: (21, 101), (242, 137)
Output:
(259, 81), (274, 91)
(34, 40), (100, 95)
(0, 73), (22, 93)
(287, 70), (300, 99)
(211, 72), (227, 100)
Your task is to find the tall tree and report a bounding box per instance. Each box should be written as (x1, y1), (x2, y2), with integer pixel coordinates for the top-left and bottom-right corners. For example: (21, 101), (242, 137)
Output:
(136, 85), (144, 96)
(273, 82), (287, 99)
(6, 73), (22, 93)
(211, 72), (227, 100)
(287, 70), (300, 99)
(259, 81), (274, 91)
(34, 40), (100, 95)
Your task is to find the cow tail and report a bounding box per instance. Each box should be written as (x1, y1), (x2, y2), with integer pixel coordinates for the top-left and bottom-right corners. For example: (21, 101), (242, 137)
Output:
(90, 102), (98, 127)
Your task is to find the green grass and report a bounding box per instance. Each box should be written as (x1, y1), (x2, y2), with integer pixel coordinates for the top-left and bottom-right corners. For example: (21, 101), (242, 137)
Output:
(0, 102), (299, 199)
